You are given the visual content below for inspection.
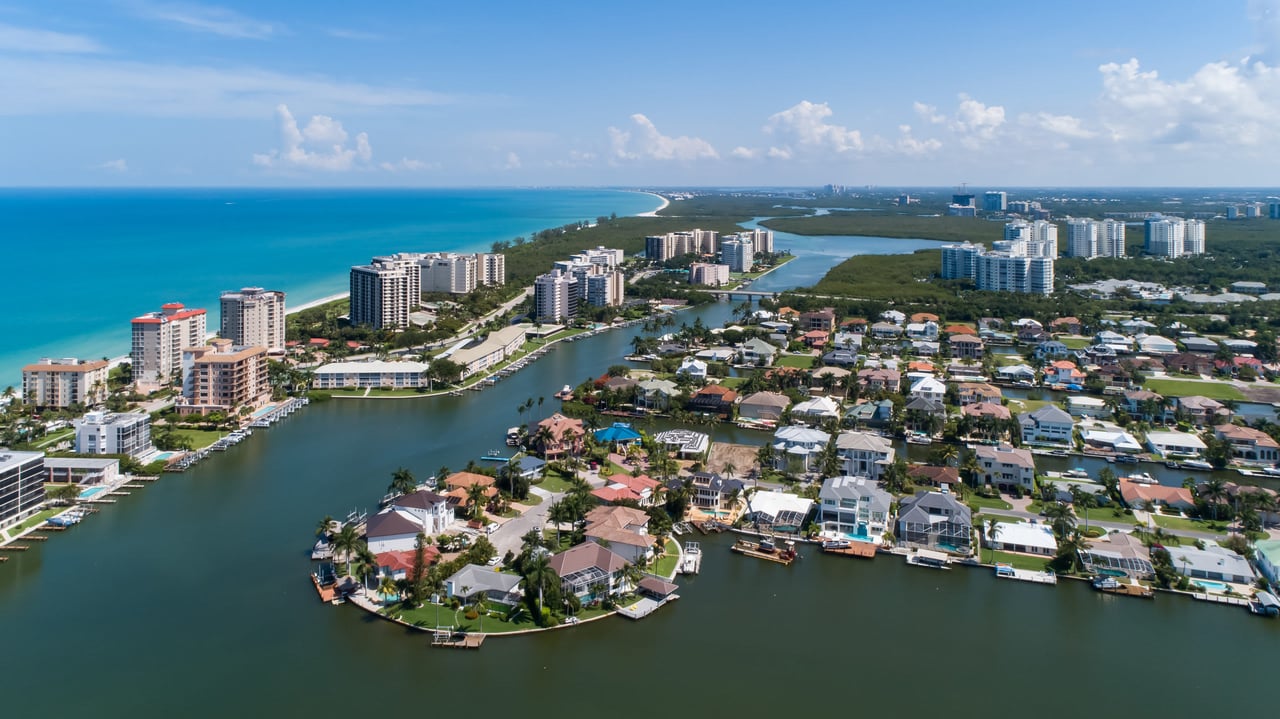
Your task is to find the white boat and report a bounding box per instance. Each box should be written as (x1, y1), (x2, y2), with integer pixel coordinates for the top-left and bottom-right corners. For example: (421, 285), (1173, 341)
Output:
(906, 549), (951, 569)
(1124, 472), (1158, 485)
(1180, 460), (1214, 471)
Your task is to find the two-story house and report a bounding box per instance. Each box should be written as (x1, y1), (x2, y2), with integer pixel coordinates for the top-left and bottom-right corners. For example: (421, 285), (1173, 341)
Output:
(835, 430), (894, 480)
(974, 444), (1036, 491)
(817, 475), (892, 539)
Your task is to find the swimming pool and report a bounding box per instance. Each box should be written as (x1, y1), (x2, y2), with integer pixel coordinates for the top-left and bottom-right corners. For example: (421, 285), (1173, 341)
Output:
(79, 486), (106, 499)
(1191, 579), (1229, 593)
(153, 452), (174, 462)
(842, 532), (876, 544)
(252, 405), (275, 417)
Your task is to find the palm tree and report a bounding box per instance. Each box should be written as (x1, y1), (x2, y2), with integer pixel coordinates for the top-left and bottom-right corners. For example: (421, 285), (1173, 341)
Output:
(387, 467), (416, 497)
(1056, 529), (1088, 575)
(1042, 502), (1076, 541)
(331, 523), (362, 577)
(522, 553), (556, 613)
(376, 574), (398, 602)
(1201, 476), (1228, 521)
(984, 517), (1002, 564)
(465, 483), (489, 521)
(547, 500), (574, 547)
(353, 545), (378, 590)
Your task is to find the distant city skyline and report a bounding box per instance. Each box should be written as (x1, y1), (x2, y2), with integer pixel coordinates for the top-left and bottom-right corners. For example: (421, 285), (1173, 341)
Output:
(3, 0), (1280, 186)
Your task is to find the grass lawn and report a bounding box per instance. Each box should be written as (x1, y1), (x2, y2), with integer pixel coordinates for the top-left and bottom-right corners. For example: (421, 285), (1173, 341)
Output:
(717, 376), (748, 389)
(30, 428), (74, 449)
(1149, 513), (1229, 535)
(1142, 379), (1245, 401)
(516, 492), (542, 507)
(1059, 336), (1091, 350)
(1006, 398), (1055, 414)
(651, 538), (680, 577)
(967, 494), (1013, 511)
(3, 507), (62, 537)
(535, 471), (578, 494)
(170, 429), (226, 450)
(775, 354), (816, 369)
(363, 388), (430, 397)
(986, 549), (1054, 572)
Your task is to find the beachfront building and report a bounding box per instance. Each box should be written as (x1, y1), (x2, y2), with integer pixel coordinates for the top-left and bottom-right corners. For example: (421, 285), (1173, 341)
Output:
(688, 263), (730, 286)
(311, 360), (430, 390)
(817, 475), (892, 539)
(219, 287), (285, 352)
(974, 444), (1036, 491)
(988, 521), (1058, 556)
(533, 269), (579, 322)
(22, 357), (110, 409)
(73, 411), (152, 458)
(896, 490), (972, 553)
(131, 302), (208, 390)
(0, 450), (45, 530)
(350, 254), (421, 329)
(449, 325), (527, 380)
(835, 430), (894, 480)
(720, 237), (754, 272)
(178, 339), (271, 416)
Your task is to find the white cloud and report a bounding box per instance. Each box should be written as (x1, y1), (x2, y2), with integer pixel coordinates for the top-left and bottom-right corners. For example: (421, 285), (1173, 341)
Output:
(0, 56), (450, 117)
(95, 159), (128, 172)
(913, 102), (946, 124)
(0, 23), (103, 53)
(766, 146), (793, 160)
(1097, 57), (1280, 147)
(379, 157), (434, 172)
(764, 100), (863, 156)
(1030, 112), (1097, 139)
(950, 94), (1005, 146)
(503, 151), (522, 170)
(127, 1), (279, 39)
(608, 113), (718, 161)
(253, 104), (373, 171)
(891, 125), (942, 155)
(730, 146), (759, 159)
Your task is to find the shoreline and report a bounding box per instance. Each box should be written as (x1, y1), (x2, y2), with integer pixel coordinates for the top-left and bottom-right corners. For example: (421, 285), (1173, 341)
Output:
(634, 192), (670, 217)
(288, 292), (348, 316)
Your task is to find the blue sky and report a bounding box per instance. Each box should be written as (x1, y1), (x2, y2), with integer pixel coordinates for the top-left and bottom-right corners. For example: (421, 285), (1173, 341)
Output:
(1, 0), (1278, 186)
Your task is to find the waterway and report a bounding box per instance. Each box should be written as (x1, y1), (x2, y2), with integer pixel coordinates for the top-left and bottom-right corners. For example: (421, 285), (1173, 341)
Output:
(1, 224), (1275, 717)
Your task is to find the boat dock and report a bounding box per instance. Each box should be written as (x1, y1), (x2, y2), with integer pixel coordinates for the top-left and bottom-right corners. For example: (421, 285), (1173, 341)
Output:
(679, 542), (701, 575)
(1191, 592), (1250, 608)
(431, 630), (484, 649)
(995, 563), (1057, 585)
(1092, 576), (1153, 598)
(730, 538), (798, 565)
(906, 549), (951, 569)
(821, 541), (878, 559)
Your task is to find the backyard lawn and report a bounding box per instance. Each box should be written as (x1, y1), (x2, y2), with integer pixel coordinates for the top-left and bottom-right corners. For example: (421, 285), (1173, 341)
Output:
(170, 429), (226, 450)
(1149, 513), (1229, 535)
(1142, 379), (1245, 401)
(652, 538), (680, 577)
(774, 354), (816, 369)
(987, 549), (1053, 572)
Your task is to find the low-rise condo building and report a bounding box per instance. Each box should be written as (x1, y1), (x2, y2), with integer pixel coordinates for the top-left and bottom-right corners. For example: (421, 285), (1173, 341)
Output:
(22, 357), (110, 408)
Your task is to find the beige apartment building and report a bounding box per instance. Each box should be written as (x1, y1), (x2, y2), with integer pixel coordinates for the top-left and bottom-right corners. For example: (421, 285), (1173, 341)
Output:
(220, 287), (286, 352)
(22, 357), (110, 408)
(179, 339), (270, 416)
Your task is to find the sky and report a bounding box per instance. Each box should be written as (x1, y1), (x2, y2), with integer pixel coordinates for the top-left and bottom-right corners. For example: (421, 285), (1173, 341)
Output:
(2, 0), (1279, 187)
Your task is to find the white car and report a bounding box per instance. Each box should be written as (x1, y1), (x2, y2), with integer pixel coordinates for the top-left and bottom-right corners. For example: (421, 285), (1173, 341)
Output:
(484, 522), (500, 535)
(485, 556), (501, 566)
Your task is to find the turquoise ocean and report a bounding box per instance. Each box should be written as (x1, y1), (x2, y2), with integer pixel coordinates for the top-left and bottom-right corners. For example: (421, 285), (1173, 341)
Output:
(0, 188), (658, 387)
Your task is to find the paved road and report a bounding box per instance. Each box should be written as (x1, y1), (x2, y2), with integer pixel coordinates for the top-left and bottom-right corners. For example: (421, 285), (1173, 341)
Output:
(489, 485), (557, 557)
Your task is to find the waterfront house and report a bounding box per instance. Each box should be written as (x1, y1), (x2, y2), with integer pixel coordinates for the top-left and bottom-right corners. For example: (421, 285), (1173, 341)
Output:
(772, 425), (831, 473)
(1119, 479), (1195, 512)
(535, 413), (585, 459)
(909, 376), (947, 403)
(869, 322), (902, 340)
(686, 471), (745, 510)
(392, 489), (455, 535)
(896, 490), (972, 553)
(584, 505), (655, 564)
(906, 464), (960, 490)
(1094, 330), (1134, 353)
(903, 396), (946, 432)
(988, 521), (1057, 556)
(997, 364), (1037, 384)
(1255, 540), (1280, 586)
(738, 391), (791, 422)
(844, 399), (895, 430)
(1079, 533), (1154, 579)
(962, 401), (1010, 421)
(1080, 422), (1143, 454)
(835, 430), (894, 480)
(823, 349), (860, 367)
(1034, 341), (1071, 360)
(374, 547), (439, 581)
(1179, 336), (1221, 354)
(549, 543), (630, 600)
(858, 367), (901, 393)
(1145, 430), (1208, 459)
(686, 385), (738, 418)
(1174, 396), (1231, 426)
(742, 490), (814, 533)
(738, 337), (779, 367)
(974, 444), (1036, 492)
(1121, 389), (1167, 422)
(1018, 405), (1074, 446)
(912, 340), (941, 357)
(1017, 326), (1051, 345)
(1214, 424), (1280, 466)
(1067, 396), (1109, 419)
(949, 334), (985, 361)
(944, 324), (977, 336)
(43, 456), (120, 486)
(653, 429), (710, 458)
(445, 564), (524, 606)
(1044, 360), (1085, 387)
(677, 356), (708, 380)
(1167, 543), (1256, 585)
(636, 378), (678, 411)
(791, 396), (841, 423)
(366, 509), (428, 554)
(881, 310), (906, 326)
(817, 475), (892, 539)
(594, 473), (659, 506)
(956, 382), (1002, 406)
(905, 321), (939, 340)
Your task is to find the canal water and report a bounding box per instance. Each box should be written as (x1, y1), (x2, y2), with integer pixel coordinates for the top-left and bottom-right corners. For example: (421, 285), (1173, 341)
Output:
(0, 227), (1275, 717)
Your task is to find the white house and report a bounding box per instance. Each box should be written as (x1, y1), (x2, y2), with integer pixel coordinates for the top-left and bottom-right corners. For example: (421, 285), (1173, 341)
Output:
(676, 356), (708, 379)
(835, 430), (895, 480)
(1145, 430), (1208, 459)
(988, 521), (1058, 556)
(392, 489), (454, 535)
(817, 476), (892, 540)
(997, 364), (1037, 383)
(1066, 396), (1109, 419)
(909, 376), (947, 403)
(1167, 542), (1256, 585)
(772, 425), (831, 473)
(738, 338), (778, 366)
(791, 396), (841, 423)
(1019, 405), (1074, 446)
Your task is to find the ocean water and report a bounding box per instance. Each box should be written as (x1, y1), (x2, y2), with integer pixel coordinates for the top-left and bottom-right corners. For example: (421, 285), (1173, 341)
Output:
(0, 188), (658, 386)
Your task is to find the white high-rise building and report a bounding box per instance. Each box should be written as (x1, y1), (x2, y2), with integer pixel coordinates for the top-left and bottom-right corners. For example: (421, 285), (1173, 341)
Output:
(1144, 216), (1203, 258)
(421, 254), (478, 294)
(533, 269), (578, 322)
(568, 246), (625, 268)
(220, 287), (285, 352)
(480, 253), (506, 286)
(940, 242), (982, 279)
(1066, 218), (1099, 258)
(721, 237), (754, 272)
(688, 263), (731, 286)
(1100, 218), (1126, 258)
(350, 254), (421, 329)
(131, 302), (208, 388)
(585, 271), (624, 308)
(1030, 220), (1058, 258)
(1183, 219), (1206, 255)
(944, 239), (1053, 295)
(745, 228), (774, 254)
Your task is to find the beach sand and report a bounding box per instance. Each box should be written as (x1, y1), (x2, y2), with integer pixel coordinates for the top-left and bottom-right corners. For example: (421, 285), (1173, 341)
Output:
(635, 193), (670, 217)
(287, 292), (348, 316)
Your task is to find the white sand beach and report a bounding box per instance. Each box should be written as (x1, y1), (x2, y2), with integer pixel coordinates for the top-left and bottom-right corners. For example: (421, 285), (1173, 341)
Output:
(635, 192), (670, 217)
(288, 292), (348, 316)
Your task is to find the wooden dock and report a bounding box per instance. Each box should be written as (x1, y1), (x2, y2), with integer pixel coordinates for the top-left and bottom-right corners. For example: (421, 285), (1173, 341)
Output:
(431, 631), (484, 649)
(995, 564), (1057, 585)
(1, 545), (29, 551)
(1192, 592), (1250, 607)
(730, 539), (797, 565)
(311, 573), (336, 602)
(821, 542), (877, 559)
